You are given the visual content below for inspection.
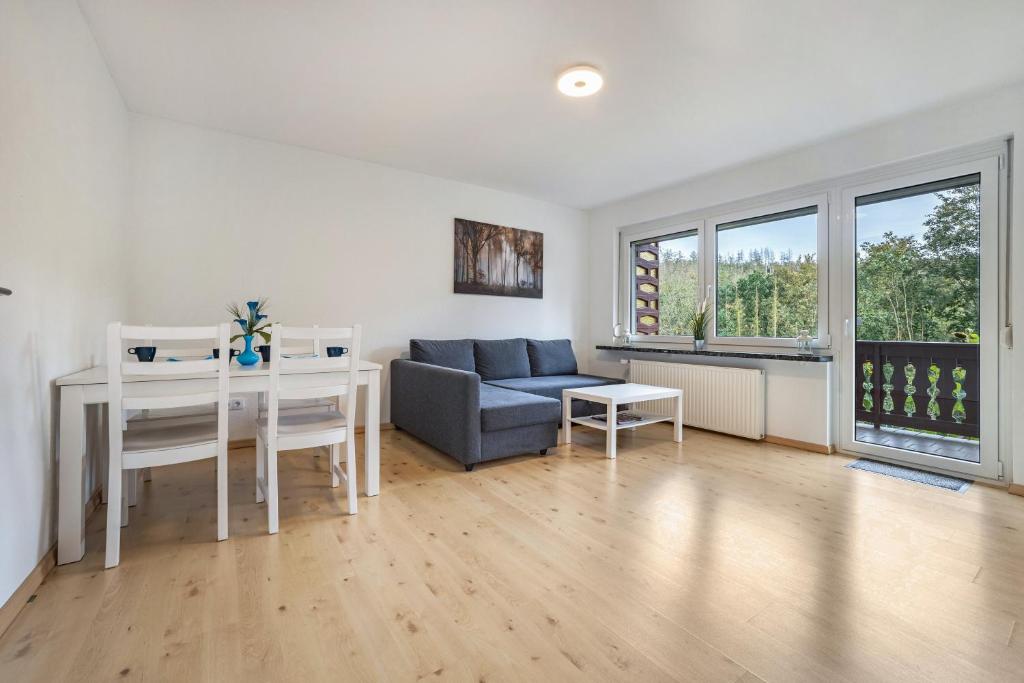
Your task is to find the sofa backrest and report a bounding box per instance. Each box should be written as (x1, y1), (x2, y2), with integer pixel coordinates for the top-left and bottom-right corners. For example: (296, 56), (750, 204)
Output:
(409, 339), (476, 372)
(526, 339), (578, 376)
(409, 337), (579, 378)
(473, 338), (531, 380)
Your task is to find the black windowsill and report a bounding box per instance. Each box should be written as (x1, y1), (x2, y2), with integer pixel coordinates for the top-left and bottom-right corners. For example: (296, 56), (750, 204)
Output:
(595, 344), (833, 363)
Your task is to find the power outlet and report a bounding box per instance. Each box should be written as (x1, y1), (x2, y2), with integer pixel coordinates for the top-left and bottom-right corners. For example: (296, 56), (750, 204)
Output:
(228, 398), (245, 411)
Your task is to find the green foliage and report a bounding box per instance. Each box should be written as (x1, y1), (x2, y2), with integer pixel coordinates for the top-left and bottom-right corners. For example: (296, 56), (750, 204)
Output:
(716, 249), (817, 338)
(857, 185), (980, 342)
(657, 248), (699, 335)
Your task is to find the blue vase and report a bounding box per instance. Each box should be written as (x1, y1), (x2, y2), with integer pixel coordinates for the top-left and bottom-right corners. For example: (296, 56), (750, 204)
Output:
(237, 334), (261, 366)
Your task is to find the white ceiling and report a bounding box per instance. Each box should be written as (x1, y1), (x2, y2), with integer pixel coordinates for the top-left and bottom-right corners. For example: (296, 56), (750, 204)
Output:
(80, 0), (1024, 208)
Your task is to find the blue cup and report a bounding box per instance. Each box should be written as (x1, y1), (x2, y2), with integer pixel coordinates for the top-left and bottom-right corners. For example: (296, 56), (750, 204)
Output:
(212, 348), (240, 360)
(128, 346), (156, 362)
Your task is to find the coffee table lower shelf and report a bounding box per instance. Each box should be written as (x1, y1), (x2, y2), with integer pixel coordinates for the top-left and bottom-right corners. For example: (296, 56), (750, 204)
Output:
(568, 411), (674, 431)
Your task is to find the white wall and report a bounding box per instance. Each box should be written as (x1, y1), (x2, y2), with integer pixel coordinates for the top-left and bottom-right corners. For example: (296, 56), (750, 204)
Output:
(0, 0), (128, 606)
(126, 115), (590, 436)
(588, 82), (1024, 480)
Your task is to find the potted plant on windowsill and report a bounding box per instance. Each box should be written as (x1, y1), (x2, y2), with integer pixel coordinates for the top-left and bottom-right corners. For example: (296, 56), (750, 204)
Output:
(688, 296), (711, 351)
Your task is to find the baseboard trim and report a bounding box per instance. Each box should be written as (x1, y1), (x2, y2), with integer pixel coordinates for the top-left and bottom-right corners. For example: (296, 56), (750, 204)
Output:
(229, 423), (394, 451)
(1009, 484), (1024, 497)
(764, 435), (834, 454)
(84, 485), (103, 519)
(0, 544), (56, 639)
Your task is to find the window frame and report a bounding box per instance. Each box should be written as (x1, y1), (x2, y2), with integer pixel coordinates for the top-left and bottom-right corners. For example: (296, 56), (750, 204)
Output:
(618, 220), (704, 344)
(706, 193), (830, 348)
(617, 195), (830, 350)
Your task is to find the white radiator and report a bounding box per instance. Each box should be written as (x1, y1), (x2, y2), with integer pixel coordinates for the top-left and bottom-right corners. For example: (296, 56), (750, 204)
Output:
(629, 360), (765, 440)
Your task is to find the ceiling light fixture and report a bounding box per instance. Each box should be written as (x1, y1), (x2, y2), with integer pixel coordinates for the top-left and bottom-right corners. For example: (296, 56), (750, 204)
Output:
(557, 66), (603, 97)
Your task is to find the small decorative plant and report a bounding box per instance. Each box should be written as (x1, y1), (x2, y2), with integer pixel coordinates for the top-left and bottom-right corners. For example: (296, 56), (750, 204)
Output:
(226, 298), (271, 365)
(688, 296), (712, 350)
(687, 296), (712, 345)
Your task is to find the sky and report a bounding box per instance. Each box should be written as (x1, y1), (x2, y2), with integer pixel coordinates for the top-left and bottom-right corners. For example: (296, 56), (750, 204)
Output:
(655, 192), (942, 262)
(856, 192), (939, 248)
(717, 213), (817, 261)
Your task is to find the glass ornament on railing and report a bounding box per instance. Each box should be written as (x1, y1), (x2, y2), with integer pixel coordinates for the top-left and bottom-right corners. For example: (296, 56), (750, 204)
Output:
(951, 366), (967, 424)
(903, 362), (917, 417)
(861, 361), (874, 411)
(882, 361), (895, 414)
(926, 364), (941, 420)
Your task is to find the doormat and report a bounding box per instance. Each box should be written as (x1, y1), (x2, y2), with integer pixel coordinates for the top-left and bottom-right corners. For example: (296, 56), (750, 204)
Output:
(846, 459), (971, 493)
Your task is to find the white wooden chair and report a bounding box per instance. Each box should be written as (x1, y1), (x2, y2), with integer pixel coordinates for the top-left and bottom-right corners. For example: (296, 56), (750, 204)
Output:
(106, 323), (231, 568)
(128, 341), (226, 489)
(256, 323), (361, 534)
(256, 324), (337, 420)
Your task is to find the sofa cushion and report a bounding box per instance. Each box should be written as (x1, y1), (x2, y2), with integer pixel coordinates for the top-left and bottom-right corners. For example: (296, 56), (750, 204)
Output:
(409, 339), (476, 372)
(473, 338), (531, 381)
(483, 374), (624, 401)
(479, 384), (561, 432)
(526, 339), (578, 376)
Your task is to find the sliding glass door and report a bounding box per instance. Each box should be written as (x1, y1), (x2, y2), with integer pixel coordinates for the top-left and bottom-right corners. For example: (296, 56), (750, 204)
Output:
(839, 157), (1001, 479)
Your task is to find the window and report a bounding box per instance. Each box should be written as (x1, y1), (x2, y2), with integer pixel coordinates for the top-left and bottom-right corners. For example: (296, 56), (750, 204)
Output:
(714, 206), (819, 339)
(629, 229), (699, 337)
(618, 195), (828, 347)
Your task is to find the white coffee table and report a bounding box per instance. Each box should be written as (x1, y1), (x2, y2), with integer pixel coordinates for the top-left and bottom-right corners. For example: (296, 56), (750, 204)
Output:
(561, 383), (683, 459)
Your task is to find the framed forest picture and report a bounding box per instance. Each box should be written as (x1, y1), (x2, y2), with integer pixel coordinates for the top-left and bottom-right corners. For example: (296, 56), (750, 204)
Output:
(454, 218), (543, 298)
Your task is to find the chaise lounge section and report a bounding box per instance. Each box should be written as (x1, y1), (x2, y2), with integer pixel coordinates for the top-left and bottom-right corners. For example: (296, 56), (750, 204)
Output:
(390, 338), (623, 470)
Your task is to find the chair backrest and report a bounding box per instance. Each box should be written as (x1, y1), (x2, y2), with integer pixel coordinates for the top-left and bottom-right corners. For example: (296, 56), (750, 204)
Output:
(265, 323), (362, 441)
(138, 324), (230, 360)
(276, 324), (321, 357)
(108, 323), (231, 419)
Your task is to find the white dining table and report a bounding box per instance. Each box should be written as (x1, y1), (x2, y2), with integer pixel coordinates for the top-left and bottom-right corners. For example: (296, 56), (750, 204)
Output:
(55, 360), (382, 565)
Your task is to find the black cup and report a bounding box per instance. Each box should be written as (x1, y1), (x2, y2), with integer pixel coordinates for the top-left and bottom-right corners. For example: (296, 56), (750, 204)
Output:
(212, 348), (240, 360)
(326, 346), (348, 357)
(128, 346), (156, 362)
(257, 345), (271, 363)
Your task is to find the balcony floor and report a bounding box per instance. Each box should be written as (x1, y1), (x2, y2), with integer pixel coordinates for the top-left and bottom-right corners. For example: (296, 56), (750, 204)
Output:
(855, 423), (980, 463)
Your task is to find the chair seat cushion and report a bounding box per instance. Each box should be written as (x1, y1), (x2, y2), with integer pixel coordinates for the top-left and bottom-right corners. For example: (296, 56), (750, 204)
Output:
(124, 419), (217, 453)
(483, 374), (624, 401)
(479, 384), (560, 432)
(257, 409), (349, 436)
(410, 339), (476, 372)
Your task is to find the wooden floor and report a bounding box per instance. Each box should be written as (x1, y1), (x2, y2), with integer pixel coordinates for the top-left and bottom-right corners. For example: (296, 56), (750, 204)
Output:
(2, 426), (1024, 682)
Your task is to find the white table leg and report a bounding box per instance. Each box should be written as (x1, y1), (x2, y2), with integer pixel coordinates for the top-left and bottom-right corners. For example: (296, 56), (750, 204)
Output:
(606, 400), (617, 459)
(562, 393), (572, 444)
(674, 391), (684, 442)
(365, 369), (380, 497)
(58, 385), (86, 565)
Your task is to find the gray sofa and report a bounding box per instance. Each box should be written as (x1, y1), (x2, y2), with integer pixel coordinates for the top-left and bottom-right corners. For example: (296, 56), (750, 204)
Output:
(390, 338), (623, 470)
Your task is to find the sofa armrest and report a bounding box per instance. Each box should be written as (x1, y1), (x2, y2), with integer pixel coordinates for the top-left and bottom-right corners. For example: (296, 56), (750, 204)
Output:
(390, 359), (482, 465)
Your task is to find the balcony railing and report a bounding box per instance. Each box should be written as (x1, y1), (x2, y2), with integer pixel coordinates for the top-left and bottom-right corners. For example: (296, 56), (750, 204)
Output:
(855, 340), (979, 439)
